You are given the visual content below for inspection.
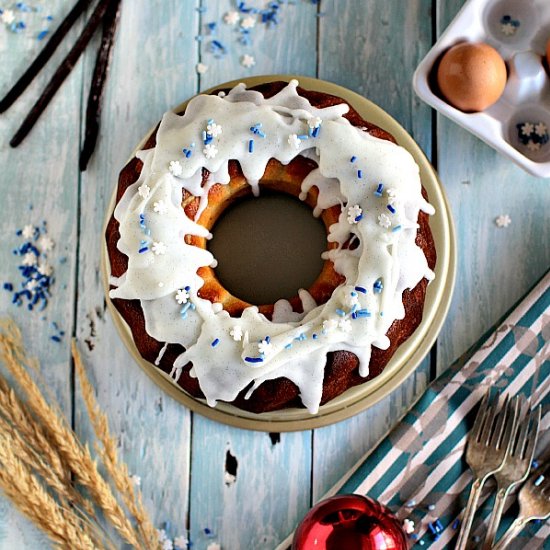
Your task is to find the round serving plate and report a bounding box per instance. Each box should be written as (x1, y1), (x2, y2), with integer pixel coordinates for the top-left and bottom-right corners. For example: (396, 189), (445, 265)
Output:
(102, 75), (457, 432)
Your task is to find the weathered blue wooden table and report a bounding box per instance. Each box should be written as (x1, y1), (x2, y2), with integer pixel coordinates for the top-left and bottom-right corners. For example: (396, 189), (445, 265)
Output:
(0, 1), (548, 548)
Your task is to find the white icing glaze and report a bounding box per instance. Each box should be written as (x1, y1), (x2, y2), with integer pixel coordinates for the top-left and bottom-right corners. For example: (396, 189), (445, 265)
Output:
(109, 80), (435, 414)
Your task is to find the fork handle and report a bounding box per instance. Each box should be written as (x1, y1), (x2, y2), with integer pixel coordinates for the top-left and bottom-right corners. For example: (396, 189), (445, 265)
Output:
(483, 487), (508, 549)
(456, 477), (485, 550)
(491, 518), (525, 550)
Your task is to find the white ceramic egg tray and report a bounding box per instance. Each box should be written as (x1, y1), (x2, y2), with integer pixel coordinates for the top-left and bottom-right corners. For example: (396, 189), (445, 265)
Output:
(413, 0), (550, 178)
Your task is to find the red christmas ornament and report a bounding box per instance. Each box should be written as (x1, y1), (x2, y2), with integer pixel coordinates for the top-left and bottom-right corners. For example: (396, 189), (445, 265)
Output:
(292, 494), (409, 550)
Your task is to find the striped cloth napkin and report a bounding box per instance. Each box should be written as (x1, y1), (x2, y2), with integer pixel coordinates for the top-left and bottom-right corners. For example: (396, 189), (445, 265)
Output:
(277, 270), (549, 550)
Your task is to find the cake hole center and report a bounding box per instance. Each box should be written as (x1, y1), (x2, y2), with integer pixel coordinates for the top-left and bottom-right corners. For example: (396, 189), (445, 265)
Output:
(208, 193), (326, 305)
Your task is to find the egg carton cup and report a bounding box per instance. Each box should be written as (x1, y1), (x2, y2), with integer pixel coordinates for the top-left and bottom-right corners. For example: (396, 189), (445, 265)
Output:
(414, 0), (550, 178)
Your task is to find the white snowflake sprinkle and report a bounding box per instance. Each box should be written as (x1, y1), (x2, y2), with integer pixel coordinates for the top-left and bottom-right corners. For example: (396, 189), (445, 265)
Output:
(495, 214), (511, 228)
(38, 263), (53, 277)
(169, 160), (183, 177)
(241, 54), (255, 68)
(223, 10), (239, 25)
(26, 279), (39, 291)
(129, 474), (141, 487)
(162, 540), (174, 550)
(258, 338), (273, 357)
(534, 122), (548, 137)
(207, 122), (222, 137)
(138, 184), (150, 199)
(22, 253), (37, 266)
(37, 235), (54, 252)
(203, 144), (219, 159)
(158, 282), (164, 288)
(174, 535), (189, 549)
(175, 288), (190, 304)
(229, 326), (243, 342)
(287, 134), (301, 149)
(344, 293), (359, 308)
(378, 213), (391, 228)
(403, 519), (415, 534)
(152, 241), (167, 255)
(500, 23), (516, 36)
(206, 543), (221, 550)
(241, 15), (256, 29)
(153, 200), (168, 215)
(338, 318), (352, 333)
(526, 140), (541, 152)
(196, 62), (209, 74)
(322, 318), (338, 333)
(521, 122), (534, 136)
(21, 225), (35, 239)
(157, 529), (168, 542)
(1, 10), (15, 24)
(307, 116), (322, 129)
(347, 204), (362, 224)
(386, 188), (398, 205)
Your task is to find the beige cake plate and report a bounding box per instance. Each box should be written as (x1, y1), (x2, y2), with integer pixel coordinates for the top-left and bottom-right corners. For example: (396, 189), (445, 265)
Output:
(102, 75), (457, 432)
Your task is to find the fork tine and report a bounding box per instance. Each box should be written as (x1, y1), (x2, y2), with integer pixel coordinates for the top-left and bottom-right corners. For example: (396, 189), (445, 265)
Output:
(513, 406), (532, 458)
(521, 405), (541, 460)
(471, 391), (490, 442)
(500, 396), (519, 453)
(480, 391), (500, 445)
(490, 394), (509, 449)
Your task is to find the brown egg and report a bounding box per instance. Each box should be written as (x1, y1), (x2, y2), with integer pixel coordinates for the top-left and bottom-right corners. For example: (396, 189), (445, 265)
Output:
(437, 42), (507, 112)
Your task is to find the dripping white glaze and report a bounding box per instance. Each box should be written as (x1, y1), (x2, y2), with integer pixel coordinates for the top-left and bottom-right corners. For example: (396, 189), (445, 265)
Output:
(109, 80), (435, 414)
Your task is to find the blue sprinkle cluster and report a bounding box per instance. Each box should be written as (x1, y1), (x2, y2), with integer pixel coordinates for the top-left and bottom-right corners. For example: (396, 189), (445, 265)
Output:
(3, 222), (55, 312)
(516, 121), (549, 148)
(1, 3), (54, 40)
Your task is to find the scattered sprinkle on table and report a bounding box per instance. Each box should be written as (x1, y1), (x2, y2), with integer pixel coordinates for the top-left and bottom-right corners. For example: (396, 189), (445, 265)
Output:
(495, 214), (511, 228)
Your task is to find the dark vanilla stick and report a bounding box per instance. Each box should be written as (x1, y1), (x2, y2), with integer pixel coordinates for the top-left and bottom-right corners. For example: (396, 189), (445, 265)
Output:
(80, 0), (122, 171)
(0, 0), (94, 113)
(10, 0), (111, 148)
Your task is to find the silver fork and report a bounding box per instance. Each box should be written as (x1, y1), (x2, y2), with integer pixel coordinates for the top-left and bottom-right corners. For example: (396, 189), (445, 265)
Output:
(492, 460), (550, 549)
(455, 392), (519, 550)
(483, 402), (541, 549)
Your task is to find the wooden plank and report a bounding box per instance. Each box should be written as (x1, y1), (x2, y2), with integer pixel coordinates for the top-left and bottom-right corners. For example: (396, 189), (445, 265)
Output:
(189, 2), (319, 548)
(312, 0), (435, 503)
(74, 0), (199, 540)
(0, 1), (84, 546)
(436, 0), (550, 370)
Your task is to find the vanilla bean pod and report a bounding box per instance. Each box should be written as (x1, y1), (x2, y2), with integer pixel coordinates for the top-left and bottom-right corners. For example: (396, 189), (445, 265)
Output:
(80, 0), (122, 171)
(10, 0), (111, 148)
(0, 0), (94, 114)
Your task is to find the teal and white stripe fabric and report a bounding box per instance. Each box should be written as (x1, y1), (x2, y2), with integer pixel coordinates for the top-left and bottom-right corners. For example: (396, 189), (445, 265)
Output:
(334, 270), (550, 548)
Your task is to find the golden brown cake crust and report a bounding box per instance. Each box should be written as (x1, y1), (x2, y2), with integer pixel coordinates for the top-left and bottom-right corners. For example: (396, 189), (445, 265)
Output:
(106, 81), (437, 413)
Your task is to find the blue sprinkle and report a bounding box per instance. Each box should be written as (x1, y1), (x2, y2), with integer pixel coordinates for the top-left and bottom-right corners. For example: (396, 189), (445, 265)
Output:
(351, 312), (358, 319)
(373, 279), (383, 293)
(410, 533), (419, 540)
(248, 139), (254, 153)
(427, 523), (437, 534)
(356, 309), (371, 318)
(37, 30), (48, 40)
(284, 343), (292, 349)
(50, 335), (61, 342)
(387, 204), (396, 214)
(335, 308), (346, 317)
(350, 156), (357, 163)
(392, 225), (402, 232)
(354, 286), (367, 294)
(206, 21), (217, 33)
(452, 519), (459, 529)
(3, 283), (13, 291)
(297, 134), (308, 140)
(185, 285), (190, 291)
(534, 475), (545, 487)
(435, 519), (444, 531)
(532, 460), (539, 469)
(244, 356), (263, 363)
(312, 126), (320, 138)
(375, 183), (384, 196)
(312, 333), (318, 339)
(354, 214), (363, 222)
(138, 247), (148, 254)
(211, 338), (220, 347)
(265, 336), (270, 343)
(357, 170), (362, 179)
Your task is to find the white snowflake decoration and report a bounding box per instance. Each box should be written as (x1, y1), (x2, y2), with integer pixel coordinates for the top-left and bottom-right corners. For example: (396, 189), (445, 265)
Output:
(38, 263), (53, 277)
(153, 200), (168, 215)
(521, 122), (534, 136)
(174, 535), (189, 549)
(386, 188), (398, 205)
(347, 204), (362, 224)
(500, 23), (516, 36)
(241, 54), (255, 68)
(196, 62), (209, 74)
(534, 122), (548, 137)
(175, 288), (190, 304)
(22, 253), (37, 266)
(129, 474), (141, 487)
(287, 134), (300, 149)
(322, 318), (338, 333)
(495, 214), (511, 228)
(403, 519), (415, 534)
(169, 160), (183, 177)
(203, 144), (219, 159)
(229, 325), (243, 342)
(223, 11), (239, 25)
(258, 338), (273, 357)
(1, 10), (15, 24)
(26, 279), (39, 291)
(138, 184), (151, 199)
(526, 140), (541, 152)
(207, 122), (222, 137)
(377, 213), (391, 228)
(241, 15), (256, 29)
(338, 318), (352, 333)
(307, 116), (322, 129)
(162, 540), (174, 550)
(152, 241), (167, 255)
(38, 235), (54, 252)
(21, 225), (34, 239)
(344, 292), (359, 308)
(157, 529), (168, 542)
